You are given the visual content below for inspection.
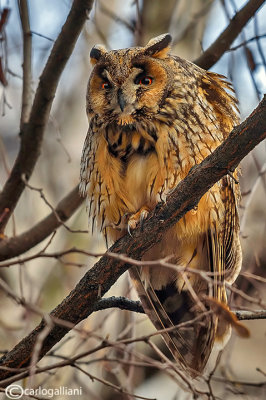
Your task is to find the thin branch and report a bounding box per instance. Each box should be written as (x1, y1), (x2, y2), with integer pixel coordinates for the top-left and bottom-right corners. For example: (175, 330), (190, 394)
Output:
(0, 245), (98, 268)
(31, 30), (54, 42)
(234, 310), (266, 320)
(73, 364), (156, 400)
(18, 0), (32, 127)
(194, 0), (266, 69)
(0, 96), (265, 384)
(92, 296), (143, 313)
(254, 14), (266, 69)
(99, 3), (134, 32)
(0, 185), (83, 262)
(22, 178), (87, 233)
(93, 296), (266, 322)
(229, 33), (266, 51)
(0, 0), (94, 232)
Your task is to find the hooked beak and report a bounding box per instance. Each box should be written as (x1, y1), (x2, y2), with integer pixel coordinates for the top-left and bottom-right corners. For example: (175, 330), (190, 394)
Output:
(117, 88), (126, 112)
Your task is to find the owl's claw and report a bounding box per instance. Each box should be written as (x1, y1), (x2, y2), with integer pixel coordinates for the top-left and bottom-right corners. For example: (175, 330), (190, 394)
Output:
(128, 224), (133, 237)
(127, 206), (150, 235)
(139, 210), (149, 231)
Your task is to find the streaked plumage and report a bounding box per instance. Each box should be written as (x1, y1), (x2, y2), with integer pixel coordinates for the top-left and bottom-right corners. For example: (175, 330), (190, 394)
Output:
(80, 34), (242, 376)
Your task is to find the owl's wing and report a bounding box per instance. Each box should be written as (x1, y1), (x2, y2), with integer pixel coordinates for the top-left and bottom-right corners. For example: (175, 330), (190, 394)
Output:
(80, 125), (107, 237)
(130, 175), (241, 376)
(80, 126), (97, 199)
(208, 175), (241, 298)
(207, 175), (242, 341)
(221, 176), (242, 283)
(129, 262), (215, 376)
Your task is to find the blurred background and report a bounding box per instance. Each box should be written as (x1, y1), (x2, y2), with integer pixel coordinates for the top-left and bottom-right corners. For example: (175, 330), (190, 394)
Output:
(0, 0), (266, 399)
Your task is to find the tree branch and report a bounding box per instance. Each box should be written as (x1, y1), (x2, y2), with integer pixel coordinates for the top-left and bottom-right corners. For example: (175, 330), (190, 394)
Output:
(18, 0), (32, 128)
(0, 96), (265, 384)
(194, 0), (266, 69)
(92, 296), (266, 322)
(234, 310), (266, 321)
(92, 296), (144, 313)
(0, 185), (83, 261)
(0, 0), (94, 232)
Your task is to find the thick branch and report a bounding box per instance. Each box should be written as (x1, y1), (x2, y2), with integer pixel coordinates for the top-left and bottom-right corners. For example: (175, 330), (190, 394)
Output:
(0, 0), (94, 232)
(194, 0), (266, 69)
(0, 185), (83, 261)
(0, 96), (265, 384)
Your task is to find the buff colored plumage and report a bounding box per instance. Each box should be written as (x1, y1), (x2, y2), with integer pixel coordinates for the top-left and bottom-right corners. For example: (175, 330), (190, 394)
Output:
(80, 34), (242, 376)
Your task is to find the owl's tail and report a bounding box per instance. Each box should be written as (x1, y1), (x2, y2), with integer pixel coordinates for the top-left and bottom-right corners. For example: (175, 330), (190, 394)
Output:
(129, 265), (216, 377)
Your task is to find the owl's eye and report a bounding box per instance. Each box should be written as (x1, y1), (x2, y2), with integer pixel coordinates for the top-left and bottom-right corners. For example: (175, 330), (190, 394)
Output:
(101, 81), (112, 89)
(135, 76), (153, 85)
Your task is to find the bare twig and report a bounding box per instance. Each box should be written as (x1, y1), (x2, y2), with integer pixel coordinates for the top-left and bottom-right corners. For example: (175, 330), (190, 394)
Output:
(18, 0), (32, 127)
(99, 3), (134, 32)
(22, 178), (87, 234)
(31, 30), (54, 42)
(241, 271), (266, 283)
(194, 0), (266, 69)
(234, 309), (266, 320)
(0, 185), (84, 262)
(73, 363), (156, 400)
(229, 33), (266, 51)
(254, 14), (266, 69)
(0, 246), (98, 268)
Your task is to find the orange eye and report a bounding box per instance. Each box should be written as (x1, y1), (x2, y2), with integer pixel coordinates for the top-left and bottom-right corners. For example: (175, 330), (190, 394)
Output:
(136, 76), (153, 85)
(102, 81), (112, 89)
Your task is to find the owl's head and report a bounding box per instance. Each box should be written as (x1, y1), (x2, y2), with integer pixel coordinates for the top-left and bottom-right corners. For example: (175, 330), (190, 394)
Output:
(87, 34), (175, 126)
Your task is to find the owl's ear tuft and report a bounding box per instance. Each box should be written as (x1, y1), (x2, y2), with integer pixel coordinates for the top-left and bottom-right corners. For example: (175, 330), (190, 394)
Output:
(90, 45), (107, 65)
(144, 33), (172, 59)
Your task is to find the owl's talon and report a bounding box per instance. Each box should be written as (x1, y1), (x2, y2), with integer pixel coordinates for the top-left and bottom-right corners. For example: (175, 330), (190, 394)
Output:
(140, 209), (149, 231)
(128, 224), (133, 237)
(127, 206), (150, 234)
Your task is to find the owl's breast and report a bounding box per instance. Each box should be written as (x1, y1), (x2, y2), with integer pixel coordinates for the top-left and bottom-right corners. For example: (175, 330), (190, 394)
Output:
(105, 123), (154, 161)
(88, 119), (227, 242)
(105, 124), (160, 210)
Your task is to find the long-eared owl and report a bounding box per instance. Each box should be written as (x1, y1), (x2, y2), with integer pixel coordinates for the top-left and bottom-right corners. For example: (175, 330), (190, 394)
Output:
(80, 34), (242, 376)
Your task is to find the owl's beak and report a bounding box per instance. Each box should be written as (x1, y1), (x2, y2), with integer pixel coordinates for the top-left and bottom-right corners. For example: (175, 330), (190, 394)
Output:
(117, 89), (126, 112)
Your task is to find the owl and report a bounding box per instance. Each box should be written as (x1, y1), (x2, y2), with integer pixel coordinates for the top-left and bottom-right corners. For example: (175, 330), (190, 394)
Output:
(80, 34), (242, 376)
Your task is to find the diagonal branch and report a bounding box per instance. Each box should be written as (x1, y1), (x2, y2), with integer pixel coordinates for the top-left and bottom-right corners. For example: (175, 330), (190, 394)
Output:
(0, 95), (265, 385)
(0, 0), (94, 233)
(194, 0), (266, 69)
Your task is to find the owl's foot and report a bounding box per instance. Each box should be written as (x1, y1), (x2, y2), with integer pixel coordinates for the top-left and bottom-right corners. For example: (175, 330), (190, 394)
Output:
(127, 206), (150, 236)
